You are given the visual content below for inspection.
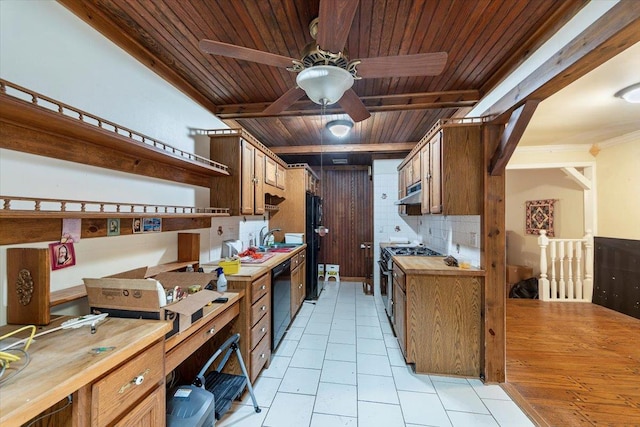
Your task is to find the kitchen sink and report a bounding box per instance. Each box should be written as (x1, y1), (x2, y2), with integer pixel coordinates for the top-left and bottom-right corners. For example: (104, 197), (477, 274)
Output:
(259, 243), (303, 253)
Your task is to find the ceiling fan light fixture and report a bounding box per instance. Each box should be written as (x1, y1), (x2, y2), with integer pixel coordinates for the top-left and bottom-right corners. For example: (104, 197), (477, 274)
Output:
(296, 65), (354, 105)
(615, 82), (640, 103)
(326, 119), (353, 137)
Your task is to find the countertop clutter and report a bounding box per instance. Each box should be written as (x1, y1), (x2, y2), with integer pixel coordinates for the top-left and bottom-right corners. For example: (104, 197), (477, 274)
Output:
(202, 244), (307, 281)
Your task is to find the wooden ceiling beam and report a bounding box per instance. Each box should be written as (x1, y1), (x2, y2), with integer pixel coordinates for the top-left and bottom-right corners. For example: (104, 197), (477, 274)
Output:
(271, 143), (417, 155)
(483, 0), (640, 123)
(215, 90), (480, 119)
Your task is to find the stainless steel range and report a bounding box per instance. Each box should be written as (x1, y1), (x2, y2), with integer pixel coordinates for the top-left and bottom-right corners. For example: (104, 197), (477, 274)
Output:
(379, 245), (441, 319)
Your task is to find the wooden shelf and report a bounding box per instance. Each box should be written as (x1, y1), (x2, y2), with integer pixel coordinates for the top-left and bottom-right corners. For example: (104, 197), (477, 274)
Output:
(0, 79), (230, 188)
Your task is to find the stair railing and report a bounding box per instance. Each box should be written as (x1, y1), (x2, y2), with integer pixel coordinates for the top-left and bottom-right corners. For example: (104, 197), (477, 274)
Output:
(538, 230), (594, 302)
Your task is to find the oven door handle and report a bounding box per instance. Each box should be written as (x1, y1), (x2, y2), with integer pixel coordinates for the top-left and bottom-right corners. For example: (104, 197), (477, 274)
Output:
(378, 260), (391, 274)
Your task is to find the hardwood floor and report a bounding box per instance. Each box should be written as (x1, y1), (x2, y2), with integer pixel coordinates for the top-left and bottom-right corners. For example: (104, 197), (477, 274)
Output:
(505, 299), (640, 427)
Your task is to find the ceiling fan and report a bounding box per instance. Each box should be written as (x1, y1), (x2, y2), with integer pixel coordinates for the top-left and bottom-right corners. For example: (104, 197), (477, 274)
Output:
(199, 0), (448, 123)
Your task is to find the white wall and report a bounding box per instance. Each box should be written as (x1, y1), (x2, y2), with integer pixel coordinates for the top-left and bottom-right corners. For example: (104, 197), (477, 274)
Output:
(596, 138), (640, 239)
(0, 1), (235, 324)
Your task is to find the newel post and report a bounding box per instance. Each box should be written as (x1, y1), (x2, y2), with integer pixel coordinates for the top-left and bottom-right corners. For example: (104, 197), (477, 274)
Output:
(583, 229), (594, 302)
(538, 230), (550, 301)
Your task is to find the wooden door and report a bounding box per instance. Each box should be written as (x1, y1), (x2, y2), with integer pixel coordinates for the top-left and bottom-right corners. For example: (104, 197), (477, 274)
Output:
(318, 167), (372, 280)
(241, 140), (255, 215)
(276, 163), (286, 190)
(411, 154), (421, 184)
(430, 132), (443, 214)
(254, 149), (265, 214)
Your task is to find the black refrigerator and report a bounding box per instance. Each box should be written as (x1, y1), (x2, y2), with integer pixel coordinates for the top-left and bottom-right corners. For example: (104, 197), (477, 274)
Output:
(305, 192), (323, 299)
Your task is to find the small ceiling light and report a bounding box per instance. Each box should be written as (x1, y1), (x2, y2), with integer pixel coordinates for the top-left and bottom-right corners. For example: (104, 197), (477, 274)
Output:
(326, 119), (353, 138)
(615, 82), (640, 103)
(296, 65), (354, 105)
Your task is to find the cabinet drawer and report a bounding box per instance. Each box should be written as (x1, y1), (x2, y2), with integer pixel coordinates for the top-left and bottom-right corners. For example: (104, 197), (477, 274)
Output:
(251, 313), (270, 350)
(250, 335), (271, 380)
(92, 341), (164, 427)
(298, 251), (306, 264)
(251, 274), (270, 304)
(291, 253), (300, 269)
(251, 293), (270, 327)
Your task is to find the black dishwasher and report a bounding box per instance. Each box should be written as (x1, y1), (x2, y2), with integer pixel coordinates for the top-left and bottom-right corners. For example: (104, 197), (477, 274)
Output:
(271, 258), (291, 350)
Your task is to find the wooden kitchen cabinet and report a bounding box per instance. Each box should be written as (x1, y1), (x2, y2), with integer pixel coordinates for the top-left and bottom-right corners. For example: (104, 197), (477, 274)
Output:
(209, 129), (286, 216)
(399, 120), (483, 215)
(290, 252), (306, 318)
(394, 264), (482, 376)
(411, 153), (421, 185)
(226, 272), (272, 382)
(392, 264), (407, 357)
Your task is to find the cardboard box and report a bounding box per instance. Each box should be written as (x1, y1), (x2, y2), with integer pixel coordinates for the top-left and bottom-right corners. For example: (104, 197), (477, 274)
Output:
(506, 265), (534, 284)
(84, 273), (221, 337)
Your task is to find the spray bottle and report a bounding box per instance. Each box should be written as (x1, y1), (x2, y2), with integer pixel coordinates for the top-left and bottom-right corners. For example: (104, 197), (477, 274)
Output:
(215, 267), (228, 293)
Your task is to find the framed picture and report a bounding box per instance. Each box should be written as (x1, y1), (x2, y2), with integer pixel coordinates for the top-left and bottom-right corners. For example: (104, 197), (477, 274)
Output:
(107, 218), (120, 236)
(132, 217), (143, 234)
(50, 242), (76, 270)
(525, 199), (556, 237)
(143, 217), (162, 233)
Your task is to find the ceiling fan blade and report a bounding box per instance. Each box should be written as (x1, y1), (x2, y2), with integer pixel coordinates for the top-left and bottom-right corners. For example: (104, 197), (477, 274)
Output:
(263, 87), (306, 115)
(199, 39), (295, 68)
(338, 88), (370, 123)
(317, 0), (359, 53)
(357, 52), (448, 78)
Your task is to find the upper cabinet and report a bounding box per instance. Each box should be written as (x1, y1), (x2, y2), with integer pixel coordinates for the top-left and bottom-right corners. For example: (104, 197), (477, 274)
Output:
(208, 129), (287, 216)
(399, 119), (484, 216)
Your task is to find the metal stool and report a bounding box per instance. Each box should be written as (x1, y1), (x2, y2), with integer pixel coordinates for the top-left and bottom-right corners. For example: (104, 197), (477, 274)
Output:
(325, 264), (340, 283)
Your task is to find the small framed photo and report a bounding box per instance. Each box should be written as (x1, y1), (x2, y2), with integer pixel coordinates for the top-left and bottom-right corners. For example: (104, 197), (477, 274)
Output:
(143, 217), (162, 233)
(50, 242), (76, 270)
(132, 217), (143, 233)
(107, 218), (121, 236)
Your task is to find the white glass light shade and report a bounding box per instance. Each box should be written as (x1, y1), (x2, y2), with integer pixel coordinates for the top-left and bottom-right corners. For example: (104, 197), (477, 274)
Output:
(615, 83), (640, 103)
(326, 119), (353, 138)
(296, 65), (354, 105)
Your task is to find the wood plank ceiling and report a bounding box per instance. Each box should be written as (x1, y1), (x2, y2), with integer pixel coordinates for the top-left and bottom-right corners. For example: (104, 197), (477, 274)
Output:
(59, 0), (586, 165)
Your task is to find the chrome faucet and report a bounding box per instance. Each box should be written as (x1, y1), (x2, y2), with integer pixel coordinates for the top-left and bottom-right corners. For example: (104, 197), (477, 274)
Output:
(260, 226), (281, 246)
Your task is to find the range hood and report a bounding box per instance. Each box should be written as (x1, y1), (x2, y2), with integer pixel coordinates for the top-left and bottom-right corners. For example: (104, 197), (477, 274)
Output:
(395, 182), (422, 205)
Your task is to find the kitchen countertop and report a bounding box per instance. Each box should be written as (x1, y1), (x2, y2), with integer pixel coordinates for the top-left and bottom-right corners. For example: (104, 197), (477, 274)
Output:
(393, 255), (485, 276)
(201, 244), (307, 281)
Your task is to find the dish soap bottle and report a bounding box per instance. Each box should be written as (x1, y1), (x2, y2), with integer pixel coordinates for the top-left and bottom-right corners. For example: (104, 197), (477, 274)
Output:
(215, 267), (228, 293)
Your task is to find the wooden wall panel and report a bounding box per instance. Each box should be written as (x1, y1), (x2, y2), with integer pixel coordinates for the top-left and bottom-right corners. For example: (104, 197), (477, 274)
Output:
(318, 166), (372, 278)
(593, 237), (640, 319)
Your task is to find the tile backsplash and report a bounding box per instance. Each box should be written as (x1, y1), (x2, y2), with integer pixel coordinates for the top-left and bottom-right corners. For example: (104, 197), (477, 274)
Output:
(419, 215), (481, 267)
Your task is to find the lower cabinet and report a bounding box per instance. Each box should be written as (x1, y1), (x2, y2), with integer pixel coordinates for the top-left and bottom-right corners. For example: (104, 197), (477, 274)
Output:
(113, 385), (165, 427)
(290, 253), (306, 319)
(228, 272), (272, 383)
(395, 267), (482, 376)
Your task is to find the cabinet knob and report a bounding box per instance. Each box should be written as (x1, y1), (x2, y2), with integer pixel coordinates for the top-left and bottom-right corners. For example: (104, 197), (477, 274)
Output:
(261, 285), (266, 290)
(208, 327), (216, 335)
(133, 375), (145, 386)
(261, 305), (266, 311)
(261, 327), (266, 333)
(260, 353), (266, 359)
(119, 368), (150, 394)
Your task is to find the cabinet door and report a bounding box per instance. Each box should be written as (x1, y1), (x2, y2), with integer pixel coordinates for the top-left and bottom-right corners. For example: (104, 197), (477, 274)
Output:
(113, 385), (165, 427)
(298, 254), (306, 305)
(411, 154), (421, 184)
(276, 163), (286, 190)
(265, 156), (277, 186)
(397, 165), (406, 215)
(393, 281), (406, 358)
(241, 140), (255, 215)
(420, 145), (430, 214)
(254, 149), (266, 214)
(290, 265), (301, 319)
(429, 132), (443, 214)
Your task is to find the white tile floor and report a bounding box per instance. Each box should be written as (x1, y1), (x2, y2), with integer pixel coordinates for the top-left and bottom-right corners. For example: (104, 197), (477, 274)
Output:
(218, 281), (534, 427)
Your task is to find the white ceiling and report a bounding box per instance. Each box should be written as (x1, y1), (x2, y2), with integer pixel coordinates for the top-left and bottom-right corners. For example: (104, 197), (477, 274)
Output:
(520, 41), (640, 147)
